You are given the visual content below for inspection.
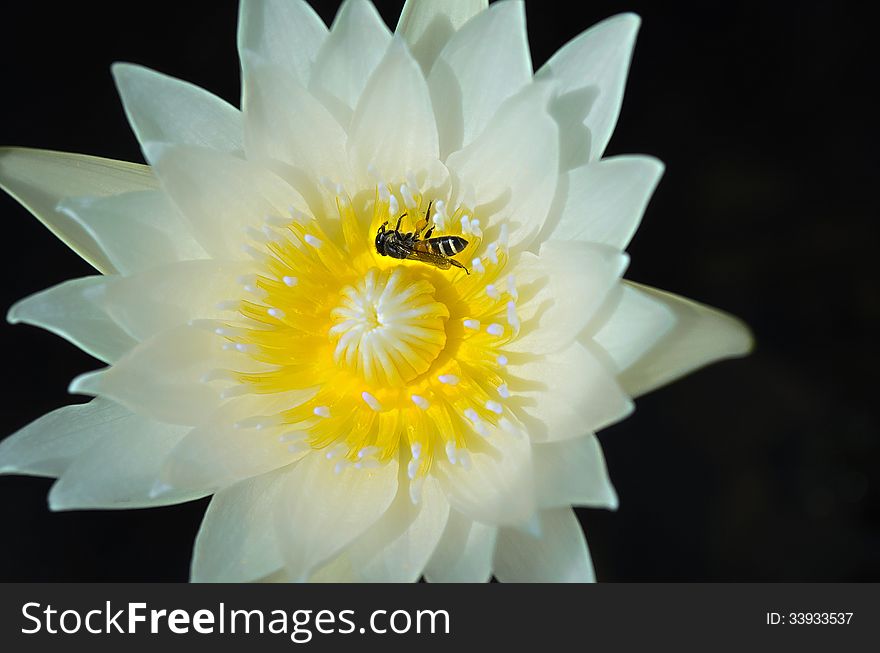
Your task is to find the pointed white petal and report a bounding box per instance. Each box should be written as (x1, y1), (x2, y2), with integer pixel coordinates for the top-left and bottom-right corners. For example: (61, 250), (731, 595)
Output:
(341, 471), (449, 582)
(112, 63), (242, 159)
(0, 398), (124, 478)
(424, 510), (496, 582)
(532, 434), (618, 509)
(509, 341), (632, 442)
(508, 240), (628, 354)
(434, 421), (535, 527)
(156, 392), (310, 495)
(429, 0), (531, 157)
(397, 0), (487, 73)
(68, 324), (232, 425)
(56, 190), (208, 276)
(537, 13), (640, 163)
(99, 259), (252, 341)
(348, 37), (439, 186)
(7, 277), (136, 363)
(146, 144), (307, 259)
(0, 148), (157, 273)
(238, 0), (327, 96)
(191, 467), (288, 582)
(446, 81), (557, 250)
(309, 0), (391, 126)
(550, 156), (664, 249)
(495, 507), (595, 582)
(274, 454), (398, 581)
(47, 409), (199, 510)
(243, 56), (352, 185)
(602, 282), (753, 397)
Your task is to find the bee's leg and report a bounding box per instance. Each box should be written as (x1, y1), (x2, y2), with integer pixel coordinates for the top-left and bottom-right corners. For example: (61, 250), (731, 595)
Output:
(396, 213), (406, 231)
(425, 200), (433, 223)
(378, 221), (387, 233)
(449, 258), (470, 275)
(424, 225), (434, 239)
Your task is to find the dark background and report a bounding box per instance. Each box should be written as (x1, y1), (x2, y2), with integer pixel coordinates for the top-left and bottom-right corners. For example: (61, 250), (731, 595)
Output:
(0, 0), (876, 581)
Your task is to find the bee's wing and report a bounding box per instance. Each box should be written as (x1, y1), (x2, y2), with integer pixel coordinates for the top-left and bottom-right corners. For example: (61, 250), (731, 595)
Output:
(406, 246), (451, 269)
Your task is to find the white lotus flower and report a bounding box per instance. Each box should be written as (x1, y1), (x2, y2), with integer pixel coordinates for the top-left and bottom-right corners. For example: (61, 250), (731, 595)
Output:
(0, 0), (751, 582)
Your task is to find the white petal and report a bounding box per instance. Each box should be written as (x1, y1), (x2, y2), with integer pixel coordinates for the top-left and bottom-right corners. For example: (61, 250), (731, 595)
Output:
(532, 434), (618, 509)
(243, 56), (352, 186)
(537, 13), (640, 164)
(446, 81), (557, 251)
(424, 510), (496, 582)
(509, 341), (632, 442)
(601, 281), (753, 397)
(99, 259), (252, 342)
(8, 277), (136, 363)
(112, 63), (242, 159)
(47, 408), (199, 510)
(434, 421), (535, 527)
(156, 392), (311, 495)
(146, 144), (307, 259)
(428, 0), (531, 157)
(347, 37), (439, 186)
(191, 467), (288, 582)
(238, 0), (327, 95)
(274, 454), (398, 581)
(508, 240), (628, 354)
(549, 156), (664, 250)
(396, 0), (487, 73)
(0, 398), (124, 478)
(344, 472), (450, 582)
(588, 281), (674, 371)
(308, 0), (391, 127)
(0, 148), (157, 273)
(56, 190), (208, 276)
(68, 324), (231, 425)
(494, 507), (595, 582)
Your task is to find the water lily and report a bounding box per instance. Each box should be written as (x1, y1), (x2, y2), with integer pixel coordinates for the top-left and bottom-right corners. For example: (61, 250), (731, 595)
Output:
(0, 0), (751, 582)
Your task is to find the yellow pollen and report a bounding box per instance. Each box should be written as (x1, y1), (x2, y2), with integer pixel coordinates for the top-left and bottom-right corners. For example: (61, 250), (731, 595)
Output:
(217, 182), (519, 478)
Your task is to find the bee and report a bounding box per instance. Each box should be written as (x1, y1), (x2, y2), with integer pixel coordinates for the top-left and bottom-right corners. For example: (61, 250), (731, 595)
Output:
(375, 201), (470, 274)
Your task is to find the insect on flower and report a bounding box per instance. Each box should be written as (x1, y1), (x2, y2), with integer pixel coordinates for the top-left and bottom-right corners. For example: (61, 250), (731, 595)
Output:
(375, 201), (471, 274)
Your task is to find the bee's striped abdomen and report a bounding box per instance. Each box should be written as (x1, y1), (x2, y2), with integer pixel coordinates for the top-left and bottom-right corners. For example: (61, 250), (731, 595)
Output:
(428, 236), (468, 257)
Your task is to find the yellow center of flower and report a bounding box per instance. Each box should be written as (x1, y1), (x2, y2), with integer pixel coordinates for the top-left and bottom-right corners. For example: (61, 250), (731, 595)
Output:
(215, 182), (520, 492)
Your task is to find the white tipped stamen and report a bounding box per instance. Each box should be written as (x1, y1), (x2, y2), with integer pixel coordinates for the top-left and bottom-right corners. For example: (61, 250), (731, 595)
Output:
(358, 446), (379, 460)
(400, 184), (416, 209)
(499, 417), (522, 437)
(304, 234), (322, 248)
(378, 184), (391, 202)
(411, 442), (422, 460)
(356, 458), (380, 470)
(472, 257), (485, 273)
(268, 307), (285, 319)
(497, 354), (509, 366)
(361, 391), (382, 412)
(487, 323), (504, 336)
(438, 374), (459, 385)
(282, 275), (298, 287)
(464, 408), (480, 423)
(487, 242), (499, 264)
(486, 284), (500, 299)
(325, 444), (347, 460)
(320, 176), (336, 193)
(406, 173), (419, 192)
(486, 400), (503, 415)
(235, 415), (279, 430)
(498, 224), (509, 248)
(245, 225), (269, 243)
(221, 342), (236, 351)
(460, 215), (471, 234)
(313, 405), (330, 418)
(241, 244), (268, 262)
(498, 383), (511, 399)
(470, 219), (482, 238)
(234, 343), (256, 353)
(445, 441), (457, 464)
(289, 206), (308, 222)
(507, 274), (518, 300)
(280, 431), (306, 443)
(389, 195), (399, 216)
(411, 394), (430, 410)
(457, 450), (472, 470)
(507, 301), (520, 328)
(407, 458), (419, 480)
(463, 319), (480, 330)
(334, 460), (348, 475)
(409, 476), (424, 504)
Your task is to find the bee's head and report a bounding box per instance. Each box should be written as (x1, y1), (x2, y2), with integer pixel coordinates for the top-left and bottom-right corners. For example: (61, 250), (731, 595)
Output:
(375, 228), (387, 256)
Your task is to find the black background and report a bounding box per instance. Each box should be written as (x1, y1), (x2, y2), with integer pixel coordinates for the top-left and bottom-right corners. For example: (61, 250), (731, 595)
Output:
(0, 1), (876, 581)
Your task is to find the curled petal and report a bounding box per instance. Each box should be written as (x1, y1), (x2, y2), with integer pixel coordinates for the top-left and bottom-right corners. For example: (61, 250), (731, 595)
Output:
(397, 0), (487, 72)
